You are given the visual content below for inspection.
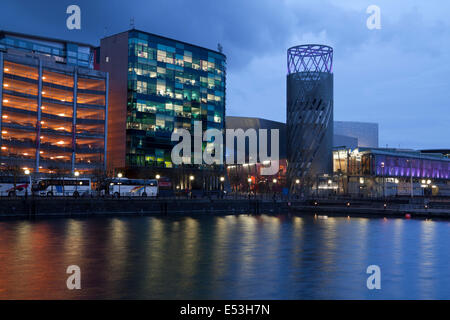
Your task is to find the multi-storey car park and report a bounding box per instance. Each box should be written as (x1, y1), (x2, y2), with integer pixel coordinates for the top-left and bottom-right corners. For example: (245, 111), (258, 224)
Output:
(0, 31), (108, 175)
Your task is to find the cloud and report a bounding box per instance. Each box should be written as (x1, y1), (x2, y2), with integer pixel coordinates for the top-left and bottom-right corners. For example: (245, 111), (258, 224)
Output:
(1, 0), (448, 149)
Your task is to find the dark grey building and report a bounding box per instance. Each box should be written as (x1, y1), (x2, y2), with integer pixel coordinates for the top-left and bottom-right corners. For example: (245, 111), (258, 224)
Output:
(225, 116), (286, 160)
(286, 44), (334, 189)
(225, 117), (377, 157)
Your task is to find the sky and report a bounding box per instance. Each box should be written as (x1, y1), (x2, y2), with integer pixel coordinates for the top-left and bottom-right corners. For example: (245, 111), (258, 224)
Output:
(0, 0), (449, 150)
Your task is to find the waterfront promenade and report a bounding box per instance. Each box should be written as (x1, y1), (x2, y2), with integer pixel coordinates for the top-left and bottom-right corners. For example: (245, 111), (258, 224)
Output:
(0, 196), (449, 219)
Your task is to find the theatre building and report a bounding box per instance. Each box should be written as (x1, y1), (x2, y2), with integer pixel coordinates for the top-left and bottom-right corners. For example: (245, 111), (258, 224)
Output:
(0, 31), (108, 175)
(333, 147), (450, 197)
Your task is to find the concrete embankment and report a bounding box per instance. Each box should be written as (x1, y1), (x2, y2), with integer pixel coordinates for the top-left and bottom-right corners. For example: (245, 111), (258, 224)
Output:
(291, 198), (450, 219)
(0, 197), (449, 219)
(291, 205), (450, 219)
(0, 198), (289, 218)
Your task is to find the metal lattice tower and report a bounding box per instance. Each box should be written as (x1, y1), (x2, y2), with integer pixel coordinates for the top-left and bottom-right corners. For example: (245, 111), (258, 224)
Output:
(286, 44), (334, 192)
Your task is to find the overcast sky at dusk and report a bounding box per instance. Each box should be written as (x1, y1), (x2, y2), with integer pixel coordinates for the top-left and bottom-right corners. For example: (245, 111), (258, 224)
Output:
(1, 0), (449, 150)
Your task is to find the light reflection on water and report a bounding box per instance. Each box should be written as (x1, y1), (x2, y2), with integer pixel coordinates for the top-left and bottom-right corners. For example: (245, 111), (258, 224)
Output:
(0, 214), (448, 299)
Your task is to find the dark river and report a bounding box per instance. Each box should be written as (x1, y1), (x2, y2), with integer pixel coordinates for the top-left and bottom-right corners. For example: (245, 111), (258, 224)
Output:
(0, 214), (448, 299)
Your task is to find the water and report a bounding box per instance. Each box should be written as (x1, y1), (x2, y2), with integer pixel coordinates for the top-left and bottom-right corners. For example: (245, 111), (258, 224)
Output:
(0, 214), (449, 299)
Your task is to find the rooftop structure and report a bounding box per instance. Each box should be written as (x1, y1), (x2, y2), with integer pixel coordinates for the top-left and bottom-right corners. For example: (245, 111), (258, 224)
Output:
(0, 30), (96, 69)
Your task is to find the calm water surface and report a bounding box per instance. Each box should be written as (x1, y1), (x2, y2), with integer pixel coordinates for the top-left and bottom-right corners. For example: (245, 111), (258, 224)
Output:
(0, 214), (449, 299)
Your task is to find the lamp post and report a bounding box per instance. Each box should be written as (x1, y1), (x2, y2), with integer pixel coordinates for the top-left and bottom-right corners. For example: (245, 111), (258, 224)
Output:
(189, 174), (194, 189)
(117, 173), (123, 197)
(189, 175), (194, 198)
(74, 171), (80, 193)
(272, 178), (278, 199)
(155, 174), (160, 197)
(219, 176), (225, 198)
(24, 169), (30, 198)
(381, 162), (385, 199)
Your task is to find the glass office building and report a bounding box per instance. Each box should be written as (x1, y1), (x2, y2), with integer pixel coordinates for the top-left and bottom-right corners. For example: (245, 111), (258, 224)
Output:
(100, 29), (226, 175)
(0, 31), (108, 175)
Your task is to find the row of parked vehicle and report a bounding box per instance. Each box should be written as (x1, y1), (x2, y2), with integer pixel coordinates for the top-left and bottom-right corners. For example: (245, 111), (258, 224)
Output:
(0, 175), (159, 198)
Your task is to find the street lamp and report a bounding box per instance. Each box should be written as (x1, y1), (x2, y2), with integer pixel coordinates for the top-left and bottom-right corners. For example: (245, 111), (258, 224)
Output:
(188, 175), (194, 192)
(294, 179), (300, 198)
(23, 169), (31, 198)
(219, 176), (225, 196)
(271, 178), (278, 199)
(156, 174), (160, 180)
(247, 177), (252, 197)
(74, 171), (80, 193)
(381, 162), (385, 198)
(117, 173), (123, 196)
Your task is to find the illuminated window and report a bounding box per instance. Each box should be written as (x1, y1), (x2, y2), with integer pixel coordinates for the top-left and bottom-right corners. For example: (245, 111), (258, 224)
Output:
(137, 81), (147, 94)
(156, 118), (165, 129)
(165, 103), (173, 111)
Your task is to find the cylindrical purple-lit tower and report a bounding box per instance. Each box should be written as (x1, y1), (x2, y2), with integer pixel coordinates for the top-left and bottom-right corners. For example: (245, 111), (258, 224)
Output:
(286, 44), (333, 191)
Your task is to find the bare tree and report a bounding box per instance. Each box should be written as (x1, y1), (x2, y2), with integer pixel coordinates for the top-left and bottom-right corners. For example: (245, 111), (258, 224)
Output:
(1, 160), (23, 196)
(92, 166), (107, 195)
